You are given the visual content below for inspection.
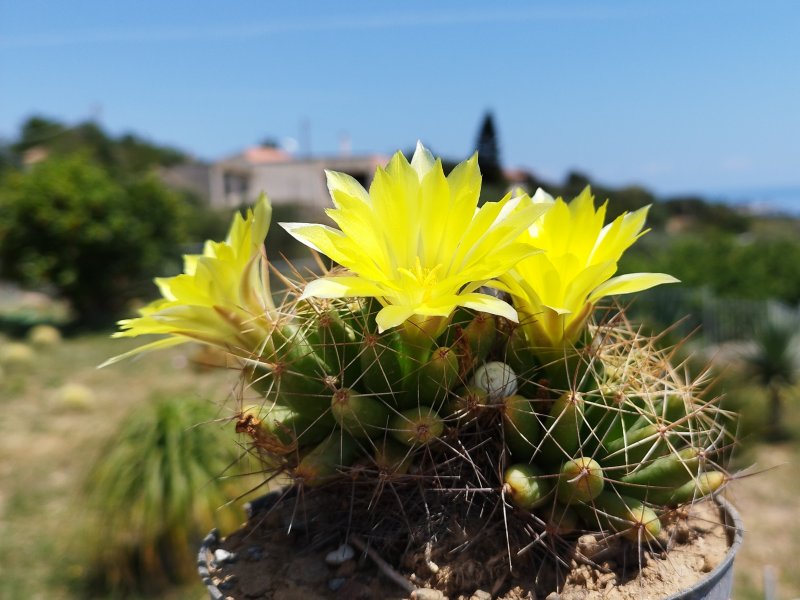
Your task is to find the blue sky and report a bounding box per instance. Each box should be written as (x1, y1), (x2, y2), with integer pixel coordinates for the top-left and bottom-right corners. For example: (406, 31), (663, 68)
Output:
(1, 0), (799, 197)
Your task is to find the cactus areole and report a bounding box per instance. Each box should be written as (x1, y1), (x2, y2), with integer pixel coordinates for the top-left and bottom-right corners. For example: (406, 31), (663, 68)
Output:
(107, 144), (740, 599)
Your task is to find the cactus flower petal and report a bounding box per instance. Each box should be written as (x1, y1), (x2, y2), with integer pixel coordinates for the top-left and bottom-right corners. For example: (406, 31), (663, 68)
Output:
(104, 195), (277, 364)
(588, 272), (680, 302)
(283, 142), (550, 333)
(503, 187), (678, 349)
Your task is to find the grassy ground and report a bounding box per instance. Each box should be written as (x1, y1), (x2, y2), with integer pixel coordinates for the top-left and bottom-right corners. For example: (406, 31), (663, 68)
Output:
(725, 384), (800, 600)
(0, 332), (248, 599)
(0, 333), (797, 599)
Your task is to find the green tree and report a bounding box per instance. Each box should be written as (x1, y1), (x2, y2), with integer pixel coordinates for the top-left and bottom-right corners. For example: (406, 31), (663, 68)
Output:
(11, 116), (67, 155)
(0, 154), (186, 324)
(0, 137), (13, 177)
(11, 116), (187, 179)
(474, 111), (504, 184)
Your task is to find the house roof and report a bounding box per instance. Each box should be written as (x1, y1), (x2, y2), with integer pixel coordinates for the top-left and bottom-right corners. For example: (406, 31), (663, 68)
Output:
(241, 146), (292, 164)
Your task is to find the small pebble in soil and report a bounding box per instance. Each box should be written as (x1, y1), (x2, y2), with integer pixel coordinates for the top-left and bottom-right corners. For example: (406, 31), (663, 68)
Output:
(577, 534), (601, 558)
(213, 548), (236, 565)
(545, 593), (561, 600)
(208, 586), (224, 600)
(218, 574), (238, 591)
(245, 545), (265, 561)
(203, 529), (219, 546)
(410, 588), (446, 600)
(325, 543), (355, 566)
(470, 591), (492, 600)
(328, 577), (348, 592)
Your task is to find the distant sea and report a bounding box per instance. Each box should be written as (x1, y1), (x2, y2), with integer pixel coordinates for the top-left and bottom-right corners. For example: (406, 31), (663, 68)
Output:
(694, 185), (800, 217)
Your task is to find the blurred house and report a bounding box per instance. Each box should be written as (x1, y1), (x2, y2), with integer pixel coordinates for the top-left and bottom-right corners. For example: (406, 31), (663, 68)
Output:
(160, 146), (389, 209)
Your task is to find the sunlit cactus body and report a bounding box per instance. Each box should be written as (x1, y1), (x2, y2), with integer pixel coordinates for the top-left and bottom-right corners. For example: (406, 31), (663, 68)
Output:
(233, 287), (729, 547)
(500, 316), (730, 540)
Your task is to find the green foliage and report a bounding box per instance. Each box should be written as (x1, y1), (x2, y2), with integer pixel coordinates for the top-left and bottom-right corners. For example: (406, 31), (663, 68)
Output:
(0, 154), (186, 323)
(658, 195), (752, 233)
(621, 233), (800, 304)
(180, 190), (235, 243)
(749, 317), (800, 388)
(11, 116), (187, 178)
(0, 138), (14, 176)
(743, 315), (800, 440)
(82, 394), (245, 593)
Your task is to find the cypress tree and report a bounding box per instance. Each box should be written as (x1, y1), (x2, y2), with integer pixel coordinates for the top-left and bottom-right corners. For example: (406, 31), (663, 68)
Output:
(475, 112), (503, 183)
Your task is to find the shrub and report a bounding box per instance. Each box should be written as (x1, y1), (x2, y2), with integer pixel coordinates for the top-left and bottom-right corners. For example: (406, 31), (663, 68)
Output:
(82, 393), (247, 593)
(27, 323), (62, 347)
(0, 154), (186, 324)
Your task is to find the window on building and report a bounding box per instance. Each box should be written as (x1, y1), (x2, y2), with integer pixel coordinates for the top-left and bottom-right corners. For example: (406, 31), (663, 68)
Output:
(223, 171), (250, 195)
(223, 171), (251, 206)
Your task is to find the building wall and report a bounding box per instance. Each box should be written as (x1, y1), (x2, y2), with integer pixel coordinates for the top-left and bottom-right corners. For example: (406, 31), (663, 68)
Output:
(208, 156), (386, 209)
(160, 153), (388, 210)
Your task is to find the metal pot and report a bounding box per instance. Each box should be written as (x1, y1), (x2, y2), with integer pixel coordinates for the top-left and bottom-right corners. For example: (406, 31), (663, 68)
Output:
(665, 496), (744, 600)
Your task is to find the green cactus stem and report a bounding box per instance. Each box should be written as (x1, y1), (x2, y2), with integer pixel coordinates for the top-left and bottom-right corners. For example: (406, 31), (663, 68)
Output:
(616, 447), (700, 500)
(330, 387), (391, 439)
(359, 330), (406, 403)
(652, 470), (727, 506)
(556, 457), (605, 504)
(501, 394), (541, 459)
(293, 432), (359, 487)
(504, 463), (552, 509)
(249, 327), (334, 414)
(446, 385), (488, 421)
(584, 393), (648, 451)
(373, 438), (414, 475)
(462, 313), (496, 363)
(544, 504), (579, 535)
(539, 390), (585, 465)
(504, 325), (535, 377)
(417, 345), (460, 407)
(603, 423), (666, 467)
(390, 406), (444, 447)
(237, 403), (332, 454)
(539, 341), (592, 394)
(586, 491), (662, 542)
(303, 304), (360, 385)
(629, 394), (688, 430)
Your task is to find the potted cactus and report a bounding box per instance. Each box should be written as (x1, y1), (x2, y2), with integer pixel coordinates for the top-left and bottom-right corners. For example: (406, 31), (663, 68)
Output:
(107, 144), (742, 599)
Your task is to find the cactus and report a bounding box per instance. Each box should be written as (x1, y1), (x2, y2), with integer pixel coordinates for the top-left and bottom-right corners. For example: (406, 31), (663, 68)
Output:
(107, 146), (736, 594)
(222, 266), (731, 550)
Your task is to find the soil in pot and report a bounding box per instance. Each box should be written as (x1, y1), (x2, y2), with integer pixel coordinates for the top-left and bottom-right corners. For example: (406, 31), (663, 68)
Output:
(202, 488), (737, 600)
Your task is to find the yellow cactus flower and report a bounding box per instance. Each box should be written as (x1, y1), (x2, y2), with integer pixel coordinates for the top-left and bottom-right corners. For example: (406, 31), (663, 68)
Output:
(502, 187), (678, 349)
(102, 195), (277, 366)
(282, 143), (551, 337)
